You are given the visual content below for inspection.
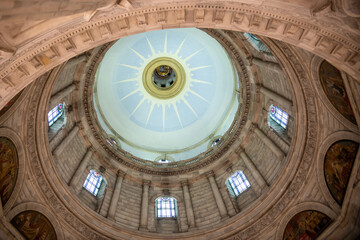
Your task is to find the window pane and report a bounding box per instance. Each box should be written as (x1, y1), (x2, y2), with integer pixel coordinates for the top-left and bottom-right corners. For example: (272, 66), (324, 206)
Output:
(83, 170), (103, 196)
(156, 197), (177, 218)
(227, 171), (251, 197)
(269, 105), (289, 129)
(48, 104), (64, 127)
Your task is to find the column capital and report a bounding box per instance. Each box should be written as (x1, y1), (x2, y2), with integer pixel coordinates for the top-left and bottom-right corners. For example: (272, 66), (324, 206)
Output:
(205, 170), (215, 178)
(181, 181), (189, 187)
(255, 83), (261, 93)
(234, 146), (243, 155)
(226, 165), (234, 174)
(88, 146), (95, 153)
(143, 180), (151, 186)
(75, 121), (83, 130)
(117, 169), (126, 178)
(249, 123), (257, 133)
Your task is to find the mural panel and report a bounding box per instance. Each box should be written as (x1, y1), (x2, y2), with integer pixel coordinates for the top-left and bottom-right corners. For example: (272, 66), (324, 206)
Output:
(319, 60), (356, 125)
(324, 140), (359, 205)
(11, 210), (57, 240)
(0, 137), (18, 206)
(283, 210), (331, 240)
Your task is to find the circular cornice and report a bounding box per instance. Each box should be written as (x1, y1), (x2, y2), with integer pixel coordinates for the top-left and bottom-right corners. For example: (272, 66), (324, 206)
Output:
(143, 57), (185, 99)
(28, 35), (317, 240)
(93, 28), (239, 159)
(84, 30), (251, 175)
(0, 2), (359, 113)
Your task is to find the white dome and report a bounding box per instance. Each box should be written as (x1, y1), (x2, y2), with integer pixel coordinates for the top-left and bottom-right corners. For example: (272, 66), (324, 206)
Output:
(94, 28), (238, 161)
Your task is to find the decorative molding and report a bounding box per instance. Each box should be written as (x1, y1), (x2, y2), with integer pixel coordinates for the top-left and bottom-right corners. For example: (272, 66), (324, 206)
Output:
(22, 27), (324, 240)
(227, 41), (318, 239)
(0, 3), (359, 111)
(81, 29), (251, 175)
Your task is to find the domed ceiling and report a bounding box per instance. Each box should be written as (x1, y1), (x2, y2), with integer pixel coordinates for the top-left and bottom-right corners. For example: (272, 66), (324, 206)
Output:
(94, 28), (239, 162)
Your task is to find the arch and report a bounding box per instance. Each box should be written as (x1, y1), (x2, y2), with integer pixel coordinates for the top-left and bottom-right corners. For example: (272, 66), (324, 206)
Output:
(149, 192), (184, 232)
(0, 3), (359, 112)
(85, 164), (112, 189)
(316, 131), (360, 211)
(0, 128), (26, 214)
(275, 202), (337, 240)
(324, 140), (359, 206)
(310, 56), (357, 132)
(6, 202), (64, 240)
(150, 192), (184, 207)
(283, 210), (331, 240)
(154, 155), (175, 164)
(318, 59), (357, 125)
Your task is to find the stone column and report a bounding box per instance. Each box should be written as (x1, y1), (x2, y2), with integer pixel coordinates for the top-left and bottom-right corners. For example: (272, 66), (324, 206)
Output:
(260, 86), (292, 109)
(139, 180), (150, 230)
(69, 148), (93, 192)
(252, 57), (283, 74)
(254, 126), (285, 159)
(181, 181), (196, 228)
(239, 151), (268, 189)
(53, 125), (79, 157)
(206, 171), (228, 218)
(48, 83), (76, 111)
(107, 170), (125, 220)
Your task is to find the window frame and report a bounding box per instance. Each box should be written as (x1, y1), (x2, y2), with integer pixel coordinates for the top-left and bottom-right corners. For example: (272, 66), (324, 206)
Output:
(155, 196), (178, 218)
(226, 170), (251, 197)
(269, 105), (289, 129)
(47, 103), (64, 127)
(83, 170), (103, 196)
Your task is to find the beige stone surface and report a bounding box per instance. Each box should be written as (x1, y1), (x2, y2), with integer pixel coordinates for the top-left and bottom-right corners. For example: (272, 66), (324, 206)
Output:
(0, 1), (359, 240)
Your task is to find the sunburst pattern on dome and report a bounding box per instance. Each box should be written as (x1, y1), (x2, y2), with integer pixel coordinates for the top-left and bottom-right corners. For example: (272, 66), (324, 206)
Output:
(95, 28), (238, 161)
(114, 33), (213, 131)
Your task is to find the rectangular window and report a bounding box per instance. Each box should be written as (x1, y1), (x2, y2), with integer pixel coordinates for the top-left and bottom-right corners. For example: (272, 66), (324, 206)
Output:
(156, 197), (177, 218)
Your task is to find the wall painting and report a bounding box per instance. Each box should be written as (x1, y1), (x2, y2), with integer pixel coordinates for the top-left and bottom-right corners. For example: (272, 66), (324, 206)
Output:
(324, 140), (359, 205)
(319, 60), (356, 125)
(283, 210), (331, 240)
(11, 210), (57, 240)
(0, 137), (18, 206)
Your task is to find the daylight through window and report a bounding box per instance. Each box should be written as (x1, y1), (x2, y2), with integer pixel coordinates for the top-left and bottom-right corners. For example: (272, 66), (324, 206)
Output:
(226, 171), (251, 197)
(269, 105), (289, 129)
(156, 196), (177, 218)
(83, 170), (103, 196)
(48, 103), (64, 126)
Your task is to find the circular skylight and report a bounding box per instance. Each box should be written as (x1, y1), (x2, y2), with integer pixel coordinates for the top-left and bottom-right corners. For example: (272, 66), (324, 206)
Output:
(94, 28), (239, 162)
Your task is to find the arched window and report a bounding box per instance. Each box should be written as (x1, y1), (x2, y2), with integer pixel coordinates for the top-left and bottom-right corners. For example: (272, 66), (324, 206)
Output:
(226, 171), (251, 197)
(243, 33), (271, 54)
(155, 196), (177, 218)
(155, 155), (174, 164)
(269, 105), (289, 129)
(158, 159), (171, 163)
(83, 170), (103, 196)
(211, 138), (221, 147)
(47, 103), (64, 126)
